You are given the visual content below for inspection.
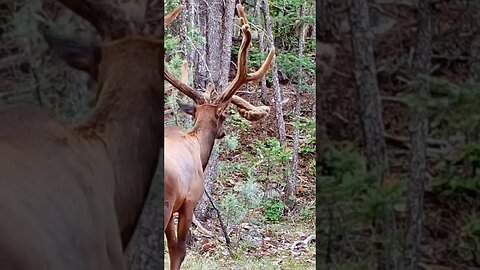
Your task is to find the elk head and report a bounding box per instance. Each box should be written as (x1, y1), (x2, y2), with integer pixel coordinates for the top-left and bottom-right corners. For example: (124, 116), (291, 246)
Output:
(164, 4), (275, 138)
(42, 1), (183, 98)
(39, 0), (185, 248)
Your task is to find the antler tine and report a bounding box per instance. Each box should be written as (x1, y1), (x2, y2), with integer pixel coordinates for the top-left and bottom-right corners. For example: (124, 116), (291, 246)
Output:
(146, 5), (183, 36)
(181, 61), (188, 84)
(203, 83), (215, 101)
(163, 6), (204, 104)
(236, 1), (249, 24)
(165, 6), (184, 27)
(165, 64), (204, 104)
(215, 4), (275, 105)
(56, 0), (133, 40)
(247, 47), (275, 80)
(231, 95), (270, 121)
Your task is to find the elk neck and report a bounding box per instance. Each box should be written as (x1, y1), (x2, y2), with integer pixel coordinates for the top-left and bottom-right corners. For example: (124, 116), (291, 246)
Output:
(73, 38), (163, 247)
(187, 112), (219, 170)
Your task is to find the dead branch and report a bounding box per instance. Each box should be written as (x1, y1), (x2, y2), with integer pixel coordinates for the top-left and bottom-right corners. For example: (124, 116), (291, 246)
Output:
(192, 214), (214, 237)
(290, 234), (315, 251)
(384, 133), (456, 147)
(381, 95), (408, 106)
(204, 190), (233, 257)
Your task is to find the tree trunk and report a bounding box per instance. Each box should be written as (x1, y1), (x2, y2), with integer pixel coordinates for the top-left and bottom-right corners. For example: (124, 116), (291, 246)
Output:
(261, 0), (290, 205)
(346, 0), (395, 269)
(255, 0), (269, 106)
(403, 1), (432, 269)
(126, 150), (164, 270)
(347, 0), (387, 180)
(179, 0), (189, 61)
(194, 0), (236, 220)
(289, 4), (307, 209)
(125, 2), (165, 269)
(262, 0), (286, 144)
(316, 0), (334, 139)
(193, 1), (208, 89)
(316, 0), (334, 42)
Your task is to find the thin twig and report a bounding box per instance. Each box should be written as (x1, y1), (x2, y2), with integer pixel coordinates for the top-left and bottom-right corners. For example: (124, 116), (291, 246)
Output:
(204, 190), (233, 257)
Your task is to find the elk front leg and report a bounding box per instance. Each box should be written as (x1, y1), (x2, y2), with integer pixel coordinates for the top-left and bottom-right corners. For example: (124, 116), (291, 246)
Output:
(170, 203), (195, 270)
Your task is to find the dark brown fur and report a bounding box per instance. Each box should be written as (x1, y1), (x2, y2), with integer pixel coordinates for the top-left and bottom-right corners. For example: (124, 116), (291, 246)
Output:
(0, 36), (163, 270)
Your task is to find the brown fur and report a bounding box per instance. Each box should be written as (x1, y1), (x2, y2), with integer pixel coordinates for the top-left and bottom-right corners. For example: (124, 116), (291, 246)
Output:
(164, 105), (225, 270)
(0, 36), (163, 270)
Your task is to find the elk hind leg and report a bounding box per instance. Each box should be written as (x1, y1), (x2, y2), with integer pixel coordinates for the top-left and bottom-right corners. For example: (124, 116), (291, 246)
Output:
(170, 203), (195, 270)
(165, 215), (178, 270)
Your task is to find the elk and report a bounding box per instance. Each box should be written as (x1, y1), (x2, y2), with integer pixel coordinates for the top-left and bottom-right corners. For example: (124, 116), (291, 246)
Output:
(0, 1), (178, 269)
(164, 3), (275, 270)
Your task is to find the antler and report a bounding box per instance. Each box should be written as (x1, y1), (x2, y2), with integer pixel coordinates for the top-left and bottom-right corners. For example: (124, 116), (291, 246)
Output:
(181, 61), (189, 84)
(164, 64), (205, 104)
(163, 6), (206, 104)
(231, 96), (270, 121)
(165, 6), (183, 27)
(164, 3), (274, 122)
(55, 0), (134, 40)
(166, 59), (211, 104)
(214, 4), (275, 106)
(175, 60), (269, 121)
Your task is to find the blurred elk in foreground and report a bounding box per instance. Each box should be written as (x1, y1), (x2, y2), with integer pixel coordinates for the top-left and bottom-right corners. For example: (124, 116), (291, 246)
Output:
(0, 1), (180, 269)
(164, 3), (275, 270)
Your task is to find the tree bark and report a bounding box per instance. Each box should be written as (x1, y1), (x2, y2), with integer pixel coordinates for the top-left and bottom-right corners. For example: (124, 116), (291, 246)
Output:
(289, 4), (307, 210)
(316, 0), (334, 42)
(347, 0), (388, 180)
(261, 0), (290, 205)
(346, 0), (395, 269)
(179, 0), (189, 61)
(403, 1), (432, 269)
(126, 151), (164, 270)
(195, 145), (219, 219)
(255, 0), (269, 105)
(262, 0), (286, 144)
(316, 0), (334, 139)
(194, 0), (236, 220)
(125, 2), (165, 269)
(193, 0), (208, 89)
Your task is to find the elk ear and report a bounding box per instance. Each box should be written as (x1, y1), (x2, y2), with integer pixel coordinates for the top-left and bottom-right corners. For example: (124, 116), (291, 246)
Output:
(178, 103), (196, 116)
(43, 30), (101, 80)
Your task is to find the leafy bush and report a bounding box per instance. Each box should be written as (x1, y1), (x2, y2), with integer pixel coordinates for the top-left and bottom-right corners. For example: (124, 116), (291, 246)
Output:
(260, 197), (285, 222)
(292, 116), (315, 155)
(244, 138), (292, 183)
(220, 193), (247, 228)
(220, 180), (263, 228)
(254, 138), (292, 164)
(300, 205), (315, 221)
(317, 142), (405, 265)
(226, 110), (251, 131)
(222, 134), (239, 152)
(238, 180), (262, 210)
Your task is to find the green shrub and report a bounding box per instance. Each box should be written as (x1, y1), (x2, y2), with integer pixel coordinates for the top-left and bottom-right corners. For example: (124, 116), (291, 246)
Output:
(260, 197), (285, 222)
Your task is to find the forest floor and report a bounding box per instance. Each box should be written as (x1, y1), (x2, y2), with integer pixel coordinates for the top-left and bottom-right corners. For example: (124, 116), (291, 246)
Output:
(164, 83), (316, 269)
(165, 221), (315, 270)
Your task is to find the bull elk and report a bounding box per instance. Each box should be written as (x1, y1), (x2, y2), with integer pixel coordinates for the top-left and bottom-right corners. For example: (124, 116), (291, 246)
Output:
(164, 4), (275, 270)
(0, 1), (179, 269)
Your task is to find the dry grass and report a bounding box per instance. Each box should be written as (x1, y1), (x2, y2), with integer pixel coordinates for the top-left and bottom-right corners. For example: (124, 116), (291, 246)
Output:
(164, 221), (316, 270)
